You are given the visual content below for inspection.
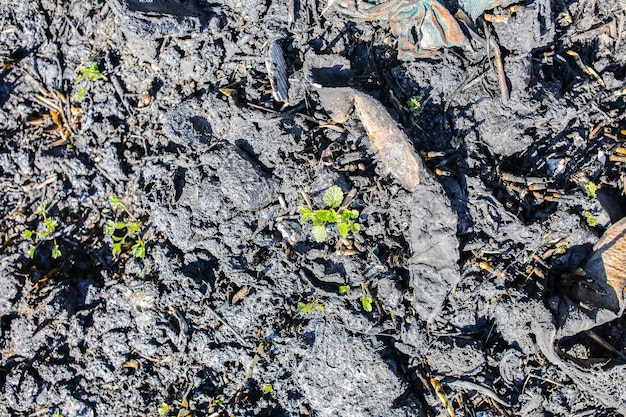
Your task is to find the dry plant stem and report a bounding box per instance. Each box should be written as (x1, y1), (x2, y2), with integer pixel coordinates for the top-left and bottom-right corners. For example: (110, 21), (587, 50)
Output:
(616, 12), (624, 51)
(203, 304), (253, 349)
(483, 22), (509, 104)
(584, 330), (626, 362)
(457, 12), (509, 104)
(23, 69), (76, 137)
(443, 378), (512, 408)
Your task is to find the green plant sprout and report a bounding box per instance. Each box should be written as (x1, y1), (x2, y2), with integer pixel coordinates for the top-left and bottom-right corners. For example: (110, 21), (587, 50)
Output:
(408, 95), (423, 117)
(105, 193), (146, 258)
(22, 200), (62, 259)
(582, 211), (598, 227)
(297, 296), (324, 315)
(583, 182), (597, 198)
(157, 402), (173, 416)
(338, 284), (351, 295)
(299, 185), (360, 243)
(74, 61), (107, 102)
(361, 284), (373, 312)
(361, 294), (373, 312)
(52, 409), (64, 417)
(554, 243), (569, 255)
(262, 384), (274, 394)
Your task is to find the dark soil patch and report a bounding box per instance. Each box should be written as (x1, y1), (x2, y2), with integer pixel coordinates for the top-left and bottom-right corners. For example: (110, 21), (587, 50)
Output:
(1, 0), (625, 416)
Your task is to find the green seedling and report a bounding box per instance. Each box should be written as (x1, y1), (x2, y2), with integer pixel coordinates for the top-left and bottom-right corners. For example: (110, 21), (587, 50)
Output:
(105, 193), (146, 258)
(361, 294), (373, 312)
(361, 284), (373, 312)
(262, 384), (274, 394)
(408, 95), (423, 117)
(299, 185), (360, 243)
(74, 61), (107, 102)
(157, 402), (173, 416)
(22, 200), (62, 259)
(554, 243), (569, 255)
(583, 211), (599, 227)
(583, 182), (597, 198)
(52, 410), (64, 417)
(338, 284), (351, 295)
(297, 296), (324, 315)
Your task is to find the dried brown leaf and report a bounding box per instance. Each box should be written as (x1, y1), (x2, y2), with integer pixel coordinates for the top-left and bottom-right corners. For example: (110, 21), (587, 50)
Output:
(353, 92), (425, 191)
(580, 217), (626, 312)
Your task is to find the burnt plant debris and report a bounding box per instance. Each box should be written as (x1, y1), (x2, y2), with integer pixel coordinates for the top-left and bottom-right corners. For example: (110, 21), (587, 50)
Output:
(1, 0), (626, 416)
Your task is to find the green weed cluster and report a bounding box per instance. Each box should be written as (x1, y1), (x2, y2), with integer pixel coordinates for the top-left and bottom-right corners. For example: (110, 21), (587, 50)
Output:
(583, 182), (597, 198)
(297, 296), (324, 315)
(299, 185), (360, 243)
(408, 95), (423, 117)
(105, 193), (145, 258)
(582, 210), (598, 227)
(22, 200), (61, 259)
(157, 403), (172, 416)
(75, 62), (107, 102)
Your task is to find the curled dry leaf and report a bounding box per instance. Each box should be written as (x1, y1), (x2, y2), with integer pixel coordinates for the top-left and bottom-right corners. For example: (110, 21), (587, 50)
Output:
(306, 54), (427, 191)
(576, 217), (626, 313)
(353, 92), (425, 191)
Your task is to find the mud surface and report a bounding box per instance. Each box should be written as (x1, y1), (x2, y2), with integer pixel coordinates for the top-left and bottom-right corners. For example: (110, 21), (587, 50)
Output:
(1, 0), (626, 416)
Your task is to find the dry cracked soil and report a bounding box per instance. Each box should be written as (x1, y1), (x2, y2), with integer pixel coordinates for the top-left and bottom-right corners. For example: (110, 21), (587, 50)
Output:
(1, 0), (626, 416)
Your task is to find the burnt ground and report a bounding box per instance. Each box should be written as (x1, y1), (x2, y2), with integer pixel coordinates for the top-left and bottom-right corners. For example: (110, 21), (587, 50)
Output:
(1, 0), (626, 416)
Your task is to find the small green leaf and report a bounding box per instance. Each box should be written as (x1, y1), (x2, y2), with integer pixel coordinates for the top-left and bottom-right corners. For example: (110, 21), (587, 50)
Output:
(128, 221), (141, 234)
(584, 182), (597, 198)
(22, 230), (33, 239)
(28, 244), (37, 258)
(131, 240), (145, 258)
(338, 285), (350, 295)
(36, 200), (47, 215)
(51, 244), (62, 259)
(44, 218), (57, 233)
(298, 300), (323, 315)
(554, 244), (569, 255)
(76, 62), (107, 83)
(408, 96), (423, 117)
(297, 301), (312, 314)
(111, 242), (122, 257)
(361, 295), (373, 312)
(311, 225), (327, 242)
(341, 209), (359, 221)
(299, 206), (314, 223)
(323, 185), (344, 209)
(583, 211), (598, 227)
(262, 384), (273, 394)
(157, 402), (173, 416)
(109, 193), (123, 210)
(316, 209), (341, 223)
(350, 223), (360, 233)
(105, 220), (117, 236)
(75, 86), (88, 102)
(312, 217), (326, 227)
(337, 221), (349, 238)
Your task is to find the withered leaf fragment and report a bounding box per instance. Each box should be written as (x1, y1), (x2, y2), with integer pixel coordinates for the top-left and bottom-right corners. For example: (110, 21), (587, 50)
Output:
(577, 217), (626, 313)
(316, 87), (426, 191)
(353, 92), (425, 190)
(330, 0), (468, 59)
